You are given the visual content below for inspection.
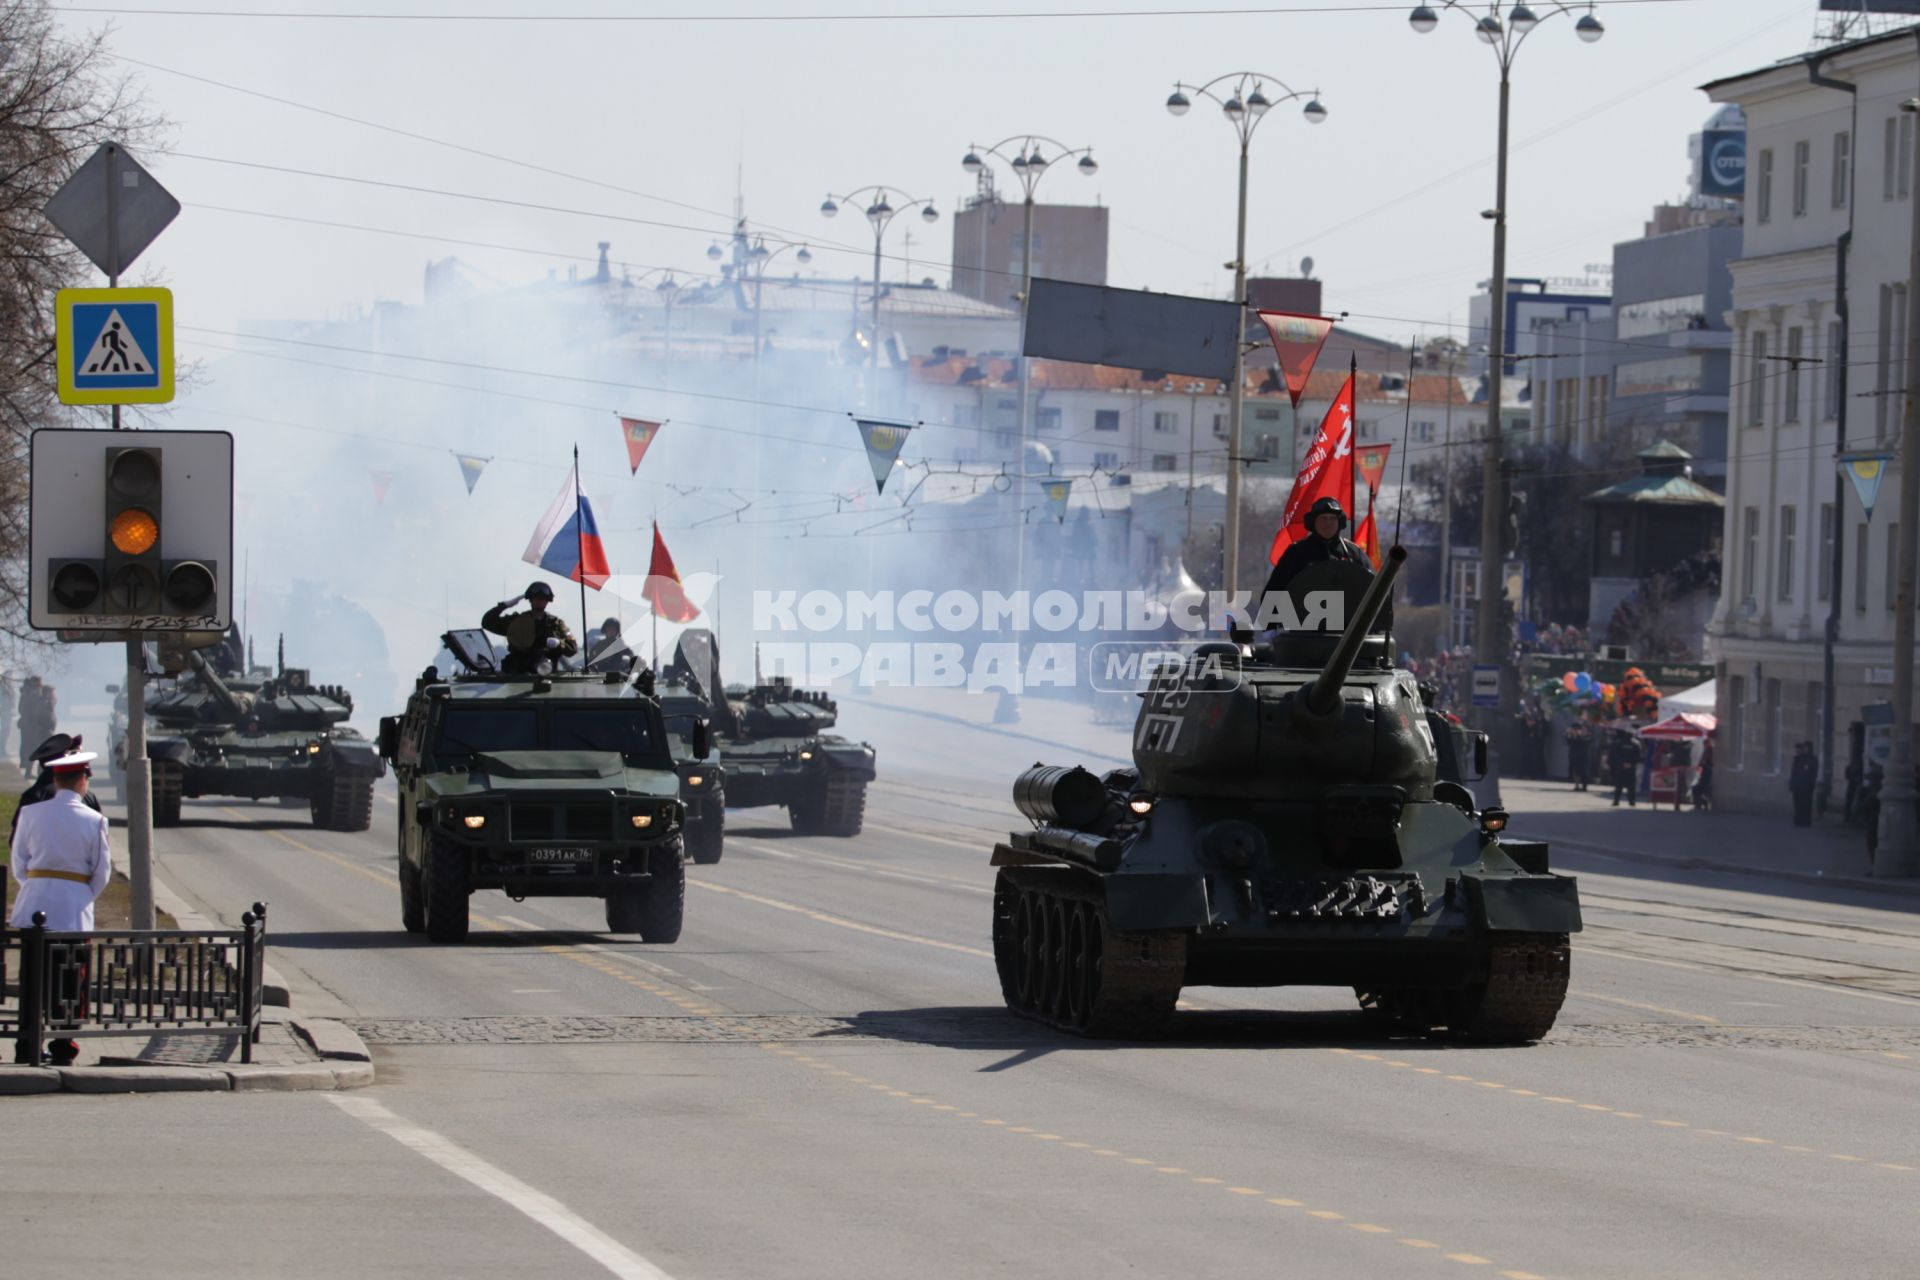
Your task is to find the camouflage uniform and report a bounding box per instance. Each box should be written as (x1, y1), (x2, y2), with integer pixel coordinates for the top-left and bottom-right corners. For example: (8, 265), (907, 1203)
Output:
(482, 601), (579, 675)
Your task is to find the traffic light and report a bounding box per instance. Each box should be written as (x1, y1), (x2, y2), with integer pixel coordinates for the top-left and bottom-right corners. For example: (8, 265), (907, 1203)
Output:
(29, 428), (232, 630)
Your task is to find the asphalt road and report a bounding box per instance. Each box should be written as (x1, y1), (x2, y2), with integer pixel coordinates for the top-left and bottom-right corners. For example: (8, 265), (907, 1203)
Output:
(7, 696), (1920, 1279)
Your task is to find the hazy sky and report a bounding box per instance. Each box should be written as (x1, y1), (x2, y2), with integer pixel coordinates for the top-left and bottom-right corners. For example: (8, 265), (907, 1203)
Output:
(54, 0), (1822, 349)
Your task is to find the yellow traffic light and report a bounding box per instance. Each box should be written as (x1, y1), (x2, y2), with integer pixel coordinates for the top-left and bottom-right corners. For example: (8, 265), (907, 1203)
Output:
(109, 506), (159, 555)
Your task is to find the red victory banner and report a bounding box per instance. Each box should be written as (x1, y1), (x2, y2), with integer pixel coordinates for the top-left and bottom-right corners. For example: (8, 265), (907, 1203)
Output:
(1269, 370), (1356, 564)
(1354, 508), (1380, 569)
(1355, 443), (1391, 494)
(643, 522), (701, 622)
(369, 470), (394, 505)
(619, 416), (663, 474)
(1256, 310), (1335, 409)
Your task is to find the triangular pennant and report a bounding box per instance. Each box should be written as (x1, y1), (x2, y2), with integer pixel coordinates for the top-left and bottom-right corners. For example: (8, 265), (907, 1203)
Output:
(1842, 452), (1895, 522)
(453, 452), (491, 495)
(1355, 509), (1380, 569)
(1043, 479), (1072, 523)
(369, 470), (394, 505)
(855, 418), (914, 494)
(1256, 310), (1335, 409)
(1355, 443), (1391, 493)
(619, 416), (663, 474)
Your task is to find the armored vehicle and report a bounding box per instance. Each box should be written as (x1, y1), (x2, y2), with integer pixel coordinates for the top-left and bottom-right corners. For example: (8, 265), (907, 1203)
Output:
(671, 630), (875, 837)
(655, 671), (725, 864)
(378, 630), (692, 944)
(989, 549), (1582, 1043)
(144, 646), (384, 830)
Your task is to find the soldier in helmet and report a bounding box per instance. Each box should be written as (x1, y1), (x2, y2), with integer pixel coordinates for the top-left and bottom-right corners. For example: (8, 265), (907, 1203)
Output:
(1262, 496), (1374, 599)
(482, 581), (579, 675)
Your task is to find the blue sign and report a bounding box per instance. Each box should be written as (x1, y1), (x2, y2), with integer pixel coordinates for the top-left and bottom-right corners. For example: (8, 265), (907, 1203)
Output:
(1471, 664), (1500, 709)
(54, 287), (174, 405)
(1699, 129), (1745, 199)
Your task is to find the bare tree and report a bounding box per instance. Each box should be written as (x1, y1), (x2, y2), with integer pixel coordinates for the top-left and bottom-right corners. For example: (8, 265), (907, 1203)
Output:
(0, 3), (161, 655)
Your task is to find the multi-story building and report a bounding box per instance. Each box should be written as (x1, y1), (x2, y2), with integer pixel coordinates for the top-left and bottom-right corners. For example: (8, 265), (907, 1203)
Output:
(1705, 24), (1920, 814)
(949, 197), (1109, 307)
(1467, 277), (1612, 380)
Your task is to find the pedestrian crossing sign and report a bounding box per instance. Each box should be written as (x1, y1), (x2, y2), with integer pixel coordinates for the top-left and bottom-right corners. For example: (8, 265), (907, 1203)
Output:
(55, 287), (174, 405)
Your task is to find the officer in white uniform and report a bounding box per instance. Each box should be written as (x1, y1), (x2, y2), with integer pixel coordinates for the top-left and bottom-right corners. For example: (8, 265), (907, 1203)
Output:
(8, 750), (110, 931)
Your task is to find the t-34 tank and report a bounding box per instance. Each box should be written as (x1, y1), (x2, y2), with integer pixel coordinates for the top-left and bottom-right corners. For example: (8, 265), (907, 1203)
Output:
(145, 646), (385, 830)
(989, 547), (1582, 1042)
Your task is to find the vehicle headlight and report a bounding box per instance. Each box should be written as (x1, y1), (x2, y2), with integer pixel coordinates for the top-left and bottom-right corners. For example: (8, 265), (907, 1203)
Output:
(631, 814), (653, 829)
(306, 742), (322, 755)
(1128, 795), (1155, 816)
(685, 774), (705, 788)
(799, 750), (814, 761)
(462, 814), (486, 830)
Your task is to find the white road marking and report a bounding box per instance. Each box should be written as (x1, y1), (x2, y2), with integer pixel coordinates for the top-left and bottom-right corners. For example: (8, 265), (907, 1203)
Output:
(1577, 943), (1920, 1008)
(328, 1095), (675, 1280)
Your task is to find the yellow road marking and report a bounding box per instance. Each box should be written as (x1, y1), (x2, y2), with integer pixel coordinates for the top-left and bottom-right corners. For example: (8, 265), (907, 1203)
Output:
(1569, 989), (1722, 1024)
(1447, 1254), (1492, 1265)
(1349, 1224), (1393, 1234)
(1267, 1198), (1303, 1207)
(1308, 1209), (1344, 1220)
(1400, 1239), (1441, 1249)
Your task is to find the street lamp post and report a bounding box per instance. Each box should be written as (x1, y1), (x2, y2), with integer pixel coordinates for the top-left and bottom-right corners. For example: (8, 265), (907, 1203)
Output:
(655, 274), (684, 379)
(709, 223), (813, 378)
(959, 136), (1099, 471)
(1165, 73), (1327, 599)
(1409, 3), (1605, 706)
(821, 186), (940, 409)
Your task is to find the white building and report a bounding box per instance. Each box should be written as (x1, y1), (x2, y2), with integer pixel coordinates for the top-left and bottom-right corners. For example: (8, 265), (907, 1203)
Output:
(1704, 25), (1920, 814)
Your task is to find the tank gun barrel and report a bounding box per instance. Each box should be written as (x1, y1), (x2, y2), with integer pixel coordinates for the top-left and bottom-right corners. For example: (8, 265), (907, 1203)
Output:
(1304, 545), (1407, 717)
(186, 650), (254, 720)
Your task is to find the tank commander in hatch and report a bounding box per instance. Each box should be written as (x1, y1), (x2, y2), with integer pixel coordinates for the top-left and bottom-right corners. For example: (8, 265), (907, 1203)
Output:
(1260, 496), (1374, 604)
(483, 581), (579, 675)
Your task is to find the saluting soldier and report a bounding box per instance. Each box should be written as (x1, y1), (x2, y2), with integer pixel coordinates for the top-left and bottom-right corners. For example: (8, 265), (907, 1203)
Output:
(483, 581), (579, 674)
(8, 748), (110, 1066)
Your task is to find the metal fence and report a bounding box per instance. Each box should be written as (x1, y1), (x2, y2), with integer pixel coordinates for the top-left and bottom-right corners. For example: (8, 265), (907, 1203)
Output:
(2, 902), (267, 1066)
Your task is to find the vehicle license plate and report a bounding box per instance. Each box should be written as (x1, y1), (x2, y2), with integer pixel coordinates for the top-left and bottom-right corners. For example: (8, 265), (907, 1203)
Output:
(530, 847), (592, 863)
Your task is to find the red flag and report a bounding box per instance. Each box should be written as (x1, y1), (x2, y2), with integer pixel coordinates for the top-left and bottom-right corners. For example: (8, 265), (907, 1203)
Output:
(1355, 508), (1380, 568)
(1269, 372), (1357, 564)
(642, 522), (701, 622)
(1355, 443), (1391, 492)
(620, 416), (662, 474)
(1257, 310), (1335, 409)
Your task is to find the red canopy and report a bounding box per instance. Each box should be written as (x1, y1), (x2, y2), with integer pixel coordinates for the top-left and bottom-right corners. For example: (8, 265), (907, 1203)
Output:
(1639, 712), (1716, 739)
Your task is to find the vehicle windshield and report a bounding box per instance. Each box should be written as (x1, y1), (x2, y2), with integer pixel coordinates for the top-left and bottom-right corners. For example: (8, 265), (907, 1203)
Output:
(550, 708), (656, 757)
(434, 708), (539, 763)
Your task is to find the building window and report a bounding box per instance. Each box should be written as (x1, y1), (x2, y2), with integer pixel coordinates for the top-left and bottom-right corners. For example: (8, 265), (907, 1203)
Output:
(1764, 679), (1782, 773)
(1609, 529), (1623, 557)
(1756, 147), (1773, 222)
(1792, 138), (1810, 216)
(1857, 521), (1870, 613)
(1254, 436), (1281, 461)
(1904, 113), (1915, 197)
(1825, 320), (1843, 420)
(1036, 407), (1061, 431)
(1748, 332), (1768, 426)
(1254, 408), (1282, 422)
(1889, 522), (1901, 611)
(1785, 327), (1803, 422)
(1777, 505), (1796, 600)
(996, 398), (1017, 413)
(1728, 675), (1746, 771)
(1742, 506), (1759, 600)
(1092, 450), (1120, 471)
(1887, 116), (1902, 200)
(1414, 420), (1434, 443)
(1212, 413), (1226, 437)
(1151, 452), (1179, 472)
(956, 405), (981, 427)
(1881, 283), (1908, 438)
(1152, 411), (1178, 433)
(1586, 374), (1609, 442)
(1808, 681), (1825, 758)
(1833, 129), (1851, 208)
(1093, 409), (1119, 431)
(1819, 502), (1835, 602)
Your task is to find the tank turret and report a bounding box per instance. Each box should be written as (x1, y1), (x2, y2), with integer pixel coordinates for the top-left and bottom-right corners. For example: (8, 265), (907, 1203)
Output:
(186, 650), (256, 722)
(988, 544), (1583, 1045)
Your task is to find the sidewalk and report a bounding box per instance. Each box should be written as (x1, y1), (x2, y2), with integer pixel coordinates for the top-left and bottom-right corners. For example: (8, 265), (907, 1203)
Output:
(1501, 777), (1920, 899)
(3, 763), (376, 1097)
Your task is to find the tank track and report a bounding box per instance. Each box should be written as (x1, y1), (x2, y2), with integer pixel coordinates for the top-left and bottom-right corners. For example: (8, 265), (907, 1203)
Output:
(1356, 931), (1570, 1044)
(790, 774), (867, 837)
(152, 760), (183, 827)
(992, 866), (1185, 1038)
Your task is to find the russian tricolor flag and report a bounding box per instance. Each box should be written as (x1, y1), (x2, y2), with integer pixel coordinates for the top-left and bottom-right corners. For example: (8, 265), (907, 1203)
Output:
(522, 462), (611, 589)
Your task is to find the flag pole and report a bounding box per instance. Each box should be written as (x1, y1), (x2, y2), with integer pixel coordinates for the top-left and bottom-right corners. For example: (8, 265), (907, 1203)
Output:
(1347, 352), (1357, 528)
(651, 518), (660, 676)
(574, 445), (588, 662)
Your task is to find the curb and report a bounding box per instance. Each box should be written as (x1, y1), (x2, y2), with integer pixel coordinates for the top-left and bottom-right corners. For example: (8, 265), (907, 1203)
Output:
(1547, 837), (1920, 898)
(0, 1017), (376, 1096)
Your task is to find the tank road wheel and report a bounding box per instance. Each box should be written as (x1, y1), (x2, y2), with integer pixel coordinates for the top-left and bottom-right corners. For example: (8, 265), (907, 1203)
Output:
(607, 844), (686, 944)
(993, 867), (1184, 1038)
(1446, 933), (1571, 1044)
(424, 830), (471, 944)
(686, 801), (725, 865)
(151, 761), (183, 827)
(399, 860), (426, 934)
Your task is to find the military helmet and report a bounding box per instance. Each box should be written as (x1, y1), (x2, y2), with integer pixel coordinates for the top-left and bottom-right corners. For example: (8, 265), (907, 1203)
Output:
(525, 581), (556, 601)
(1303, 496), (1349, 532)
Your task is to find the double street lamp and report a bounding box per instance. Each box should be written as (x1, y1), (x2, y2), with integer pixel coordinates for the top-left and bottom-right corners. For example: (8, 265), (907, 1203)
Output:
(1165, 72), (1326, 597)
(1408, 2), (1605, 697)
(708, 223), (813, 371)
(821, 185), (941, 404)
(958, 135), (1099, 468)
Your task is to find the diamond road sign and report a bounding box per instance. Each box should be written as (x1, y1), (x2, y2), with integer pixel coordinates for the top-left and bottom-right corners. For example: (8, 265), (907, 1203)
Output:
(42, 143), (179, 279)
(55, 287), (173, 405)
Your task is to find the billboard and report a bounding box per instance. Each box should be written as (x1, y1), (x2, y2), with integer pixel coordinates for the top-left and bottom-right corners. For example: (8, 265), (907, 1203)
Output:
(1024, 277), (1239, 382)
(1698, 129), (1745, 198)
